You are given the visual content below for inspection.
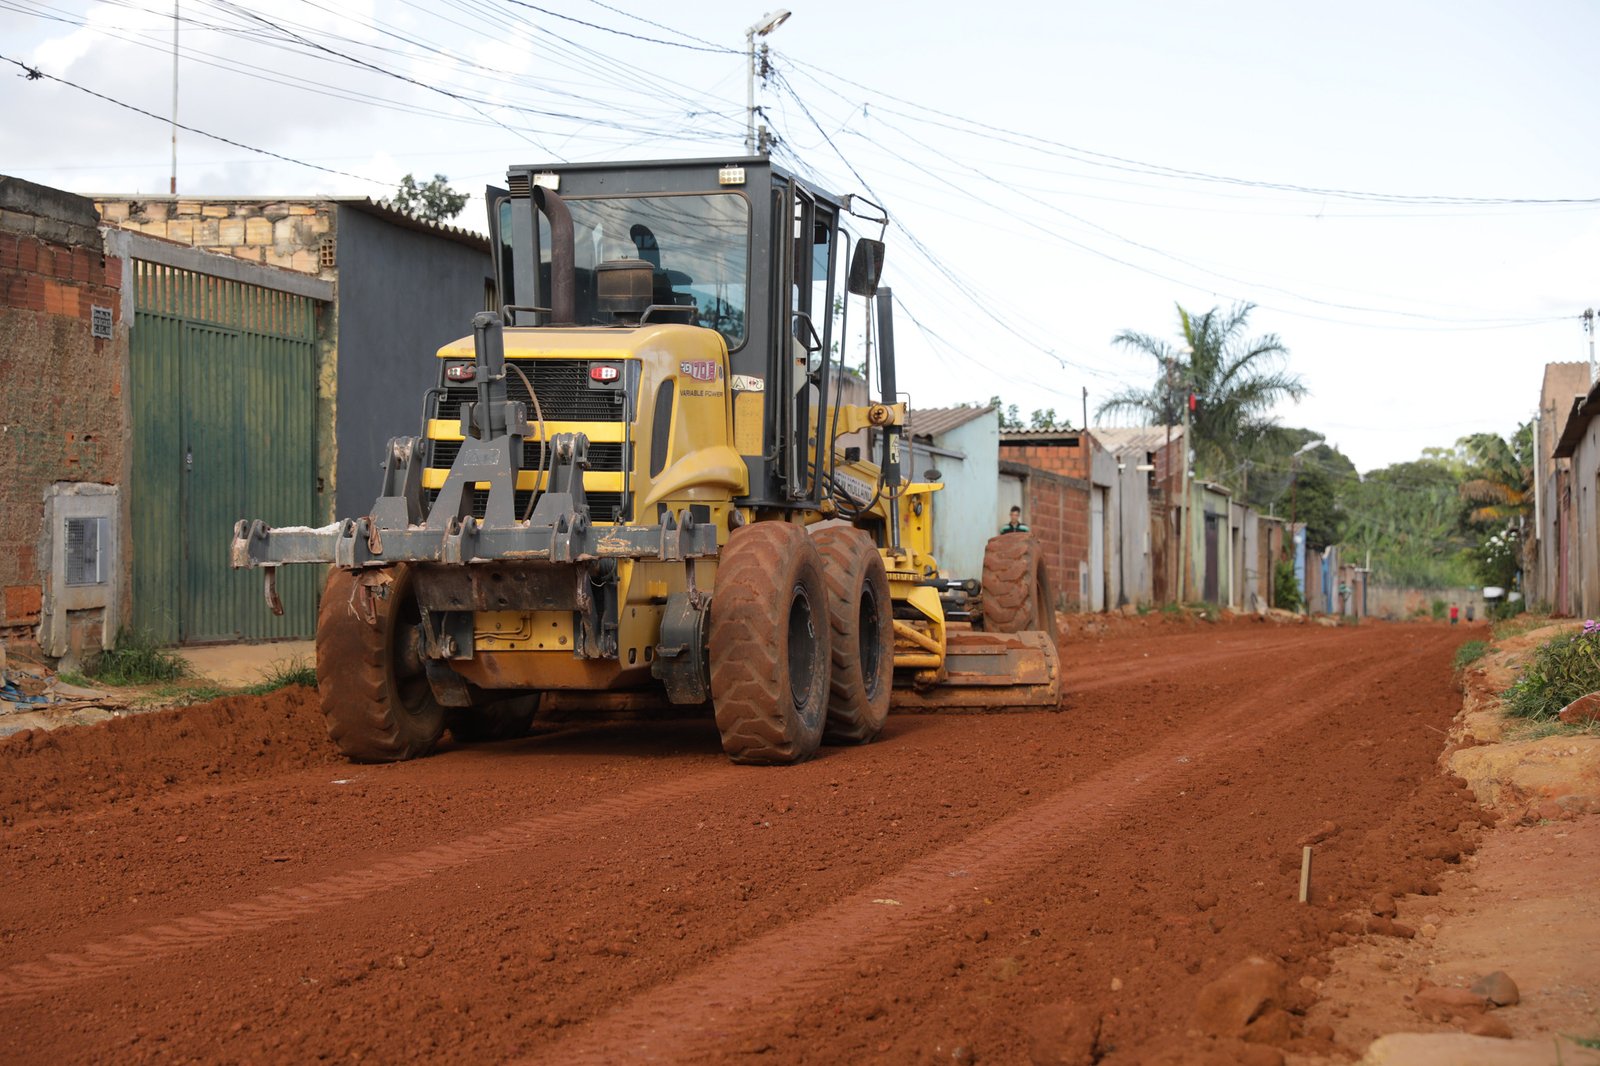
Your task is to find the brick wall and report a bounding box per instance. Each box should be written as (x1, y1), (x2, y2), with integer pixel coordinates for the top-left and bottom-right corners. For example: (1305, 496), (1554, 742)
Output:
(0, 177), (128, 646)
(1000, 437), (1089, 479)
(1018, 467), (1091, 611)
(95, 198), (333, 276)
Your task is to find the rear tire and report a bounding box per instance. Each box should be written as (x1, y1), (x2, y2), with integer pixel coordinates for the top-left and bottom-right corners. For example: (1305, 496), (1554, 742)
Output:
(709, 523), (830, 765)
(316, 565), (446, 762)
(813, 527), (892, 745)
(980, 533), (1058, 642)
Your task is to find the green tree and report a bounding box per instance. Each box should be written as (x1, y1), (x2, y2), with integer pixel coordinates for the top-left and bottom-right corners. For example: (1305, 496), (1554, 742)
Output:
(389, 173), (469, 223)
(1097, 302), (1306, 480)
(1291, 460), (1344, 551)
(1458, 422), (1534, 591)
(1459, 423), (1533, 526)
(1341, 458), (1474, 588)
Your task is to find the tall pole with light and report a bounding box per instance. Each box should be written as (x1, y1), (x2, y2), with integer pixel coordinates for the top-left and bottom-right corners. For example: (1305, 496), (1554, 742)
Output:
(1175, 347), (1194, 603)
(745, 9), (791, 155)
(169, 0), (179, 194)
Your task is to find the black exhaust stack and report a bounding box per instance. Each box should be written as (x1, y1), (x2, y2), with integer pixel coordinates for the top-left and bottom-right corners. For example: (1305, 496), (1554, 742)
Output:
(534, 185), (576, 327)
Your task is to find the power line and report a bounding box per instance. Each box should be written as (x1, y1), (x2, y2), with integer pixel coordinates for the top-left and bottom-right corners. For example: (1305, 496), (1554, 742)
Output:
(1, 53), (387, 186)
(779, 52), (1600, 209)
(497, 0), (736, 53)
(769, 72), (1121, 383)
(847, 103), (1562, 331)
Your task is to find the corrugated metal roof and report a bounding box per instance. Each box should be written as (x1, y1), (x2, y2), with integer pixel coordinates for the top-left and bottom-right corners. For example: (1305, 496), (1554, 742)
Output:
(1000, 428), (1082, 443)
(905, 404), (996, 440)
(1088, 425), (1183, 452)
(339, 198), (489, 252)
(1554, 384), (1600, 458)
(1002, 425), (1183, 450)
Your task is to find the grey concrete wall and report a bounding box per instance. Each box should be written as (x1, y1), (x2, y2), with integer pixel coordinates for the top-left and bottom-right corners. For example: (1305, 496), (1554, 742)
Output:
(1574, 420), (1600, 618)
(1364, 585), (1490, 621)
(932, 413), (999, 581)
(1112, 456), (1151, 607)
(334, 205), (493, 515)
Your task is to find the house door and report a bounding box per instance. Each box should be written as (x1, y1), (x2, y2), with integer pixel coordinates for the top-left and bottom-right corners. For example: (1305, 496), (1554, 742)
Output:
(1204, 514), (1221, 603)
(1089, 488), (1106, 611)
(130, 261), (320, 643)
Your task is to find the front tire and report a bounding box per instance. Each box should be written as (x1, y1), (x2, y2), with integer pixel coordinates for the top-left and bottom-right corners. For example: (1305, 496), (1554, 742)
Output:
(980, 533), (1058, 642)
(709, 523), (831, 765)
(813, 528), (892, 745)
(316, 565), (446, 762)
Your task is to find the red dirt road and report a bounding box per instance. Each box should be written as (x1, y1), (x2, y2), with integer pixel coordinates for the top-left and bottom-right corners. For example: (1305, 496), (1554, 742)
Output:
(0, 619), (1483, 1064)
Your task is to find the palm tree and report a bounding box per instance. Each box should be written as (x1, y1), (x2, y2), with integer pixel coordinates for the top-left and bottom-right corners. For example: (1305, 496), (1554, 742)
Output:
(1097, 303), (1306, 479)
(1458, 423), (1533, 525)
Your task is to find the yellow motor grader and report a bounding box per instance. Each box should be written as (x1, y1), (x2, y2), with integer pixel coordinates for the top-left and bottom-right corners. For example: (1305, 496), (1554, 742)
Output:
(231, 157), (1060, 764)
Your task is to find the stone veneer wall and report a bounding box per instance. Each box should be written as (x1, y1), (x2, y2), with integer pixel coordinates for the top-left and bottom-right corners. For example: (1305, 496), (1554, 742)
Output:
(94, 198), (334, 277)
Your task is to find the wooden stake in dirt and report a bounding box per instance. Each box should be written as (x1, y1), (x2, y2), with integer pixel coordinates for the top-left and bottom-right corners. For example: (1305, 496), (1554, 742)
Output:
(1299, 846), (1313, 903)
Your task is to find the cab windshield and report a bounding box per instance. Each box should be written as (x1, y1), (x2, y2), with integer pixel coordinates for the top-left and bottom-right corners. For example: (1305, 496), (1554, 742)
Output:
(541, 192), (750, 349)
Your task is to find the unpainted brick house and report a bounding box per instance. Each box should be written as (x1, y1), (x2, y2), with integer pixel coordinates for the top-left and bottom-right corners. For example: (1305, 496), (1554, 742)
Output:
(0, 179), (494, 657)
(0, 178), (128, 662)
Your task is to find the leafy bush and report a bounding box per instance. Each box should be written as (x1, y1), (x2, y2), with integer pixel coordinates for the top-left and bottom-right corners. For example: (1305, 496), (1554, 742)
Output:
(1431, 598), (1447, 621)
(1489, 598), (1525, 622)
(85, 629), (188, 686)
(1503, 623), (1600, 719)
(1273, 560), (1302, 612)
(242, 657), (317, 695)
(1453, 640), (1489, 672)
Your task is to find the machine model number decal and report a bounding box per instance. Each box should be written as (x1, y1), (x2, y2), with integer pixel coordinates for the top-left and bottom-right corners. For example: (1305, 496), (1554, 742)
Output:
(731, 374), (764, 393)
(833, 470), (875, 504)
(679, 359), (719, 382)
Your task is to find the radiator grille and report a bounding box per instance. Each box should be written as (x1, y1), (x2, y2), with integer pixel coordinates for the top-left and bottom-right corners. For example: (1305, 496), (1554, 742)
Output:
(424, 488), (628, 523)
(428, 439), (626, 472)
(435, 360), (626, 423)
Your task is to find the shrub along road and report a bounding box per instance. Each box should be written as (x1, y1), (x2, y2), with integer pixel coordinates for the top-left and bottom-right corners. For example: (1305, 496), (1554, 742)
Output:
(0, 617), (1481, 1064)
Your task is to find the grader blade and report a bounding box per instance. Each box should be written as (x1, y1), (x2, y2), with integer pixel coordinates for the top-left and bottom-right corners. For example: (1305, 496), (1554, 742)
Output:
(890, 630), (1062, 712)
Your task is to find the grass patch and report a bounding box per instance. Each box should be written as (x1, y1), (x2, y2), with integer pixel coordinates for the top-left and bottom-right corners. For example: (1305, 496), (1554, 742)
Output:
(239, 657), (316, 696)
(83, 629), (188, 686)
(1503, 717), (1600, 742)
(1453, 640), (1489, 672)
(1503, 628), (1600, 720)
(1492, 614), (1557, 642)
(131, 681), (229, 707)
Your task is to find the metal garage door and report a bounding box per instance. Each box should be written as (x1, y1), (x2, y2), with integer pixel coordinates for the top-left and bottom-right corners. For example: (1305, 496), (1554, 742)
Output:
(129, 261), (320, 643)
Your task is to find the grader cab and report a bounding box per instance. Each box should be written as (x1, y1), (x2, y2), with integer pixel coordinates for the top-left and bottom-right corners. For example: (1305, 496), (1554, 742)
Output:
(232, 156), (1060, 764)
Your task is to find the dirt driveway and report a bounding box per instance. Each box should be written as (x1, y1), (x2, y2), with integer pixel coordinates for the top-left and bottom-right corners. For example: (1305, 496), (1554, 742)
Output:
(0, 619), (1486, 1064)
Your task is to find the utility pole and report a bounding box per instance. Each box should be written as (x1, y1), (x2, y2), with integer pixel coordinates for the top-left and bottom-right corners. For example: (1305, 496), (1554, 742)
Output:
(169, 0), (179, 195)
(1586, 308), (1597, 387)
(1179, 385), (1193, 603)
(744, 10), (791, 155)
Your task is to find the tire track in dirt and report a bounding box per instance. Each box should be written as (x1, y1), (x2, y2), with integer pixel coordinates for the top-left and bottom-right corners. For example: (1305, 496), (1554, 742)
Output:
(0, 766), (741, 1005)
(1065, 630), (1318, 693)
(533, 629), (1448, 1064)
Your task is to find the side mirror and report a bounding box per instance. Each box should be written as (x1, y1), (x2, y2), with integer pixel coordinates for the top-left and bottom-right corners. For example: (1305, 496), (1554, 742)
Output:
(847, 238), (885, 297)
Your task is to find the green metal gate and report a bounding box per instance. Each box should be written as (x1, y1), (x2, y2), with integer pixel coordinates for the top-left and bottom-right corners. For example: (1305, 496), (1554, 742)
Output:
(130, 261), (320, 643)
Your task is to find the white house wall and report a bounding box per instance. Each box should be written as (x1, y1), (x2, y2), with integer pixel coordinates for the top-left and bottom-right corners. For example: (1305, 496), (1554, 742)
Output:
(930, 414), (1000, 581)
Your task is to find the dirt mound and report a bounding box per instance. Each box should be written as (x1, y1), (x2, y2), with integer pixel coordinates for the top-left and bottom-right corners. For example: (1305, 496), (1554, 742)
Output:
(0, 685), (335, 825)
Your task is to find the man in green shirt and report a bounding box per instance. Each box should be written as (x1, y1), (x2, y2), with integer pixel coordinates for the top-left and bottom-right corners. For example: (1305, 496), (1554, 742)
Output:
(1001, 506), (1029, 534)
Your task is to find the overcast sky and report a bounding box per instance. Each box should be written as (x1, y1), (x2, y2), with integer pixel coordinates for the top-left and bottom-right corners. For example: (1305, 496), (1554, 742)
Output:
(3, 0), (1595, 476)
